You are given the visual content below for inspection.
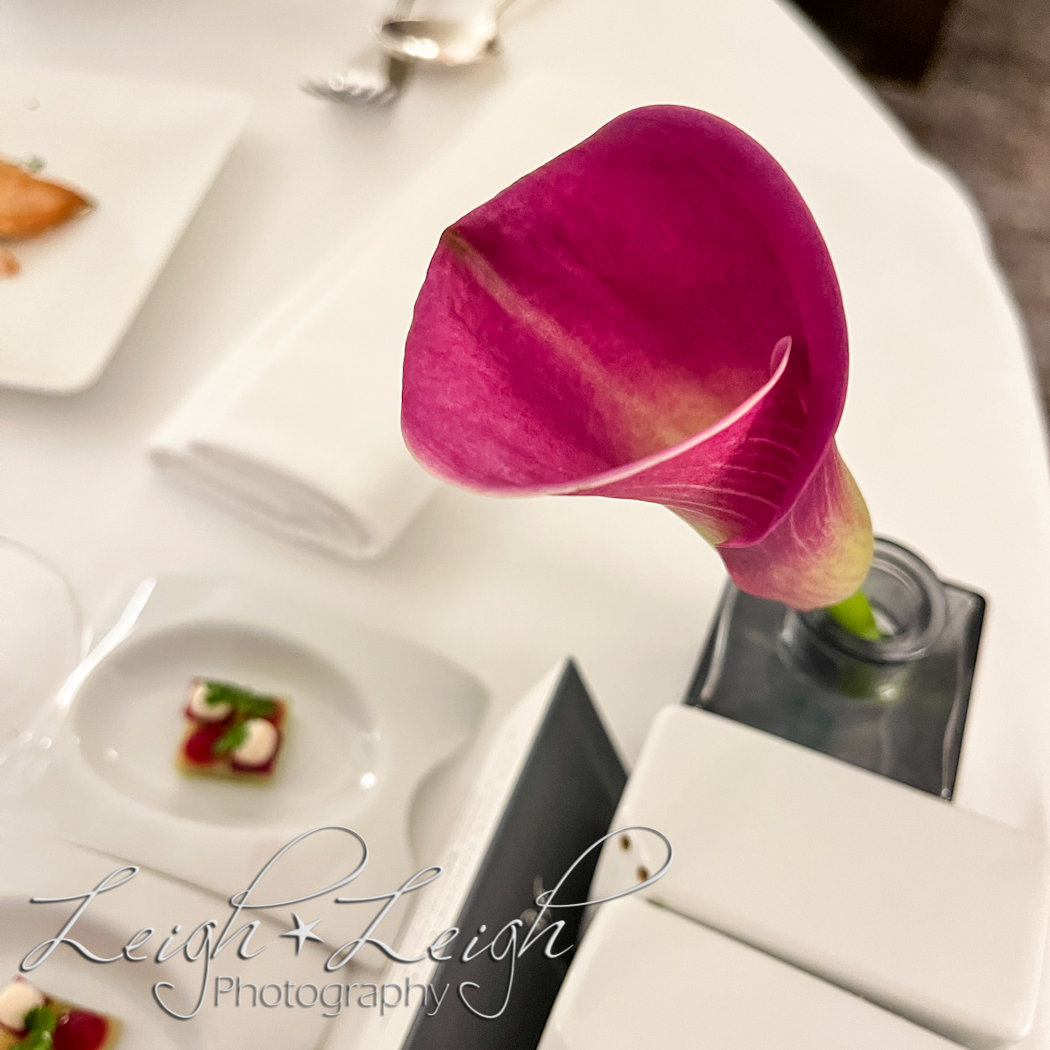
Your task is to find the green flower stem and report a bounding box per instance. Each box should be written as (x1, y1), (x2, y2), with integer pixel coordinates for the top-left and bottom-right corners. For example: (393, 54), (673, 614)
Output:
(826, 589), (881, 641)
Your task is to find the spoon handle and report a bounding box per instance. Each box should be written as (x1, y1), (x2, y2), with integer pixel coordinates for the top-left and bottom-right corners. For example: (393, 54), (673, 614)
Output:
(490, 0), (522, 19)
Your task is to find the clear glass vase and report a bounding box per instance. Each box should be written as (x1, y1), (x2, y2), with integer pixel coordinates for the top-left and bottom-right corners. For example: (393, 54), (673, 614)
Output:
(686, 538), (985, 798)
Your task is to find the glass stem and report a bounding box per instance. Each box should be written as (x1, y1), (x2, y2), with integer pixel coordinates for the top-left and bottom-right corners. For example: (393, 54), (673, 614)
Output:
(826, 589), (882, 640)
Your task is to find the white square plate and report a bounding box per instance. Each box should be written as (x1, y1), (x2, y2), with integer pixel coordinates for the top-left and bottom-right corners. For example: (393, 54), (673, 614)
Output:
(540, 897), (964, 1050)
(0, 835), (331, 1049)
(590, 706), (1050, 1050)
(0, 63), (250, 392)
(3, 576), (488, 958)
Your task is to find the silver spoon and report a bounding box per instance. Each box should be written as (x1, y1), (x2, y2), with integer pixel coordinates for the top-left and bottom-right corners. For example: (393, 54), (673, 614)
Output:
(376, 0), (519, 67)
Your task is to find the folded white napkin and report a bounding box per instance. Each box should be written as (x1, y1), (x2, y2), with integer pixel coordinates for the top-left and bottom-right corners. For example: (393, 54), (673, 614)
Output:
(150, 72), (630, 559)
(150, 241), (438, 559)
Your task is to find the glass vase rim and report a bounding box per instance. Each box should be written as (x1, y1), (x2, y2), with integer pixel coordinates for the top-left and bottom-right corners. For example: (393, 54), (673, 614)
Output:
(796, 537), (948, 664)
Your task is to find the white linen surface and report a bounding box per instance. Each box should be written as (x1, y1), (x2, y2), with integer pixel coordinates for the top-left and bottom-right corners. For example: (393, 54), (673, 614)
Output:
(150, 72), (631, 560)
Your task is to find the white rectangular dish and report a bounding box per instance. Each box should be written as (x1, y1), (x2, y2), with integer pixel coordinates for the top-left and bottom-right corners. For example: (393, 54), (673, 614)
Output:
(540, 896), (964, 1050)
(589, 706), (1050, 1049)
(0, 63), (250, 392)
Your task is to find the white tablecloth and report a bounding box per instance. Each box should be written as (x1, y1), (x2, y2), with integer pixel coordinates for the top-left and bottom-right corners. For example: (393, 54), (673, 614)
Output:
(1, 0), (1049, 1042)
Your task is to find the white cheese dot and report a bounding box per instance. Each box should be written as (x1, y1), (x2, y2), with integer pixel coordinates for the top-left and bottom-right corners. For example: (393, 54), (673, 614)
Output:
(232, 717), (279, 767)
(0, 979), (45, 1031)
(188, 680), (232, 722)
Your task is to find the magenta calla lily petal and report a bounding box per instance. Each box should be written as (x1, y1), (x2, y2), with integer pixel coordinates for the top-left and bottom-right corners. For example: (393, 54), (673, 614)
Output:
(401, 105), (873, 609)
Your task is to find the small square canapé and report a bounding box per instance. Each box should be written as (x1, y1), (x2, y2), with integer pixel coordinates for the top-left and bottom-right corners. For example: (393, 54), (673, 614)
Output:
(0, 977), (120, 1050)
(176, 678), (287, 781)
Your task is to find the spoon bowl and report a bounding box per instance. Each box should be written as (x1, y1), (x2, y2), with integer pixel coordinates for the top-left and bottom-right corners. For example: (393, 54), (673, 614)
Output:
(377, 14), (502, 66)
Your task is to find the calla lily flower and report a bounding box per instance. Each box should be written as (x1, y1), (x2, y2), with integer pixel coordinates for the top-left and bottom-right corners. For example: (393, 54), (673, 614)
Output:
(401, 106), (873, 610)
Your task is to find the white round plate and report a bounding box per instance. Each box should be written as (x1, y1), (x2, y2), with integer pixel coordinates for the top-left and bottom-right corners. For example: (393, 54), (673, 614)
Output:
(74, 619), (379, 828)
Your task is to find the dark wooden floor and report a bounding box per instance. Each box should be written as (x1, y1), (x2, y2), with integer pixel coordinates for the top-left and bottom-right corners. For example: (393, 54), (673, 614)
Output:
(867, 0), (1050, 415)
(796, 0), (1050, 417)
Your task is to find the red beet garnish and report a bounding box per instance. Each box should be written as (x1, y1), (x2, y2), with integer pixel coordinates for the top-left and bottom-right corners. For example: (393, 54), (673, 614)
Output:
(183, 722), (227, 764)
(53, 1010), (108, 1050)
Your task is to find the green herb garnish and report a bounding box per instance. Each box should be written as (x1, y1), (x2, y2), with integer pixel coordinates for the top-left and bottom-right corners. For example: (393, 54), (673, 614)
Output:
(203, 680), (277, 719)
(213, 721), (249, 755)
(12, 1031), (52, 1050)
(13, 1005), (57, 1050)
